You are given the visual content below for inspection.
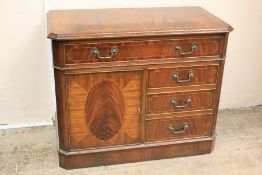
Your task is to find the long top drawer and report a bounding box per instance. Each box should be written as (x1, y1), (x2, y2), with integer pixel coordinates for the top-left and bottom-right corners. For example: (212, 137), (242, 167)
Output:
(52, 36), (225, 66)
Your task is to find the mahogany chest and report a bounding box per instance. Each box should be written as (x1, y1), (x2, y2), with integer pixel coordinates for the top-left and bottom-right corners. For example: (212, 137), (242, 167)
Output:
(47, 7), (232, 169)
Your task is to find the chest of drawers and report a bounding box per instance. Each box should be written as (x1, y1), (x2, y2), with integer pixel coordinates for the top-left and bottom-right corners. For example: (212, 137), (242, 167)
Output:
(48, 7), (232, 169)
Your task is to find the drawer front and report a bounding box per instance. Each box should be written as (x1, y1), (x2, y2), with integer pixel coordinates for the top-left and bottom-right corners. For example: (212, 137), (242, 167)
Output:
(66, 71), (142, 150)
(63, 37), (222, 64)
(146, 115), (211, 142)
(148, 65), (218, 88)
(147, 90), (214, 114)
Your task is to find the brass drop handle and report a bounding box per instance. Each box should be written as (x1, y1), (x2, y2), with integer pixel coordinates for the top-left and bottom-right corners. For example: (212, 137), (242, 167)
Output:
(91, 47), (118, 60)
(168, 122), (190, 135)
(175, 43), (197, 55)
(172, 71), (194, 83)
(170, 96), (192, 108)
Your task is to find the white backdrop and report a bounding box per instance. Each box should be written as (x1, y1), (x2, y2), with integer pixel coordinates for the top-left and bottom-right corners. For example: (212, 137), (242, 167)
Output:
(0, 0), (261, 126)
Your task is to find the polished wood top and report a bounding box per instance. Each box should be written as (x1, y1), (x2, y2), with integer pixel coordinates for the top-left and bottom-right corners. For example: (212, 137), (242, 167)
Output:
(47, 6), (233, 40)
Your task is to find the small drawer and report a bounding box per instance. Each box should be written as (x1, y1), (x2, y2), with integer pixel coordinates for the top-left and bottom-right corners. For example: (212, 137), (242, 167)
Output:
(146, 115), (211, 142)
(147, 90), (214, 114)
(63, 37), (223, 64)
(148, 65), (218, 88)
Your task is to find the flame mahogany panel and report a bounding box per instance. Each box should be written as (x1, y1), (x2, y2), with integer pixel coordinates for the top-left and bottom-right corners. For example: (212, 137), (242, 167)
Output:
(66, 71), (142, 150)
(85, 80), (125, 140)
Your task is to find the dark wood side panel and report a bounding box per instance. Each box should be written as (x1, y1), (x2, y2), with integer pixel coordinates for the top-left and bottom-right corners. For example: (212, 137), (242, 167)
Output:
(59, 139), (214, 169)
(211, 60), (226, 135)
(54, 70), (69, 150)
(52, 41), (65, 67)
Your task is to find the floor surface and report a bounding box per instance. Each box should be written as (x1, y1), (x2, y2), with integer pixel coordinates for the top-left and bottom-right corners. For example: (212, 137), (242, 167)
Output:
(0, 108), (262, 175)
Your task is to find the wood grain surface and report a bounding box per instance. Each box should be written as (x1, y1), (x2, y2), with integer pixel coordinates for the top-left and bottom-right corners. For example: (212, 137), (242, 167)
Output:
(58, 138), (214, 169)
(85, 80), (125, 140)
(146, 115), (211, 142)
(49, 7), (232, 169)
(148, 65), (218, 88)
(66, 71), (142, 150)
(63, 37), (222, 64)
(147, 90), (215, 114)
(48, 7), (232, 40)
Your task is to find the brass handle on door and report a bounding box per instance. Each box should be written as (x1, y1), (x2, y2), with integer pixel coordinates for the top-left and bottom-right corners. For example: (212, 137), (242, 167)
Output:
(172, 71), (194, 83)
(168, 122), (190, 135)
(175, 43), (197, 55)
(170, 96), (192, 108)
(91, 47), (118, 60)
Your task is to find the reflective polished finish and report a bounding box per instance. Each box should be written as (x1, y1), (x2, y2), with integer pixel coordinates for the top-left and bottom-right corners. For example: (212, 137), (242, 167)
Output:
(48, 7), (232, 169)
(170, 96), (192, 108)
(168, 122), (190, 135)
(175, 43), (198, 55)
(91, 47), (118, 60)
(172, 71), (194, 83)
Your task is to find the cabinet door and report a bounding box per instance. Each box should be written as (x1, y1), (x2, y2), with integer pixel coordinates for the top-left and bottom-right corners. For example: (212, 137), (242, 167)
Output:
(66, 71), (142, 150)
